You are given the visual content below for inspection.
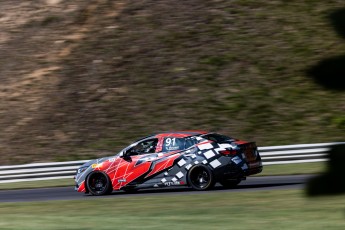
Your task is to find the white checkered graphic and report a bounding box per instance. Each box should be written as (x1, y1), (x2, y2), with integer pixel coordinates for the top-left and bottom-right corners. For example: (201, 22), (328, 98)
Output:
(198, 143), (213, 150)
(177, 159), (186, 167)
(203, 150), (215, 159)
(219, 143), (232, 149)
(176, 171), (184, 179)
(214, 148), (225, 154)
(209, 159), (221, 168)
(185, 164), (192, 170)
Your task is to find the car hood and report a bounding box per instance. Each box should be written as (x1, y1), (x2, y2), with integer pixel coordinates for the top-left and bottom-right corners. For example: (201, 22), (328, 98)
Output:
(80, 156), (113, 168)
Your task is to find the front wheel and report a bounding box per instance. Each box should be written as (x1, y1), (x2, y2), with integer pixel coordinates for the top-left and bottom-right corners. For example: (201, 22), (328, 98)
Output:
(86, 171), (112, 196)
(188, 166), (215, 191)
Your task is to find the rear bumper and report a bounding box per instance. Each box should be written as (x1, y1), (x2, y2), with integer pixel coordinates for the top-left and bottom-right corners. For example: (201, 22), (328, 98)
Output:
(245, 165), (263, 176)
(215, 158), (263, 180)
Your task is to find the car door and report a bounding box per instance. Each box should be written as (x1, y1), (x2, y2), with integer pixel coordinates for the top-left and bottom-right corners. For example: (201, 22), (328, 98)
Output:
(109, 138), (160, 189)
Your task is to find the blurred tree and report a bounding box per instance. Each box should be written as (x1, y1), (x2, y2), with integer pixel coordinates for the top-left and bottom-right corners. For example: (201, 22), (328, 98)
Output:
(308, 8), (345, 90)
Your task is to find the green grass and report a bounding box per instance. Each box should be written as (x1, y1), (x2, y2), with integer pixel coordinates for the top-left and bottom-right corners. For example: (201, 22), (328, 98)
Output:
(0, 179), (74, 191)
(0, 190), (344, 229)
(0, 162), (326, 190)
(258, 162), (326, 176)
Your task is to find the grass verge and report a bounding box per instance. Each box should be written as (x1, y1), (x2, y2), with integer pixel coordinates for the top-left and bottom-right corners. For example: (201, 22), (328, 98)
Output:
(258, 162), (326, 176)
(0, 190), (344, 229)
(0, 162), (326, 190)
(0, 179), (74, 191)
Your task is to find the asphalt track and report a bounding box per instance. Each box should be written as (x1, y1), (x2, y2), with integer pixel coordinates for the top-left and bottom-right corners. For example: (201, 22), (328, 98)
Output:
(0, 175), (313, 203)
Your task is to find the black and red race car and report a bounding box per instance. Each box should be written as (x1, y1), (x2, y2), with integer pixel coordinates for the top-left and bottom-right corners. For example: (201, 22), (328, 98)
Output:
(75, 131), (262, 195)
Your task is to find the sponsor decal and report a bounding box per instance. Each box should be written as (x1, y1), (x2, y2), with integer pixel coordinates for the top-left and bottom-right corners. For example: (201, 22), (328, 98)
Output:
(91, 163), (102, 168)
(167, 146), (179, 151)
(118, 179), (126, 183)
(164, 181), (181, 186)
(231, 156), (242, 164)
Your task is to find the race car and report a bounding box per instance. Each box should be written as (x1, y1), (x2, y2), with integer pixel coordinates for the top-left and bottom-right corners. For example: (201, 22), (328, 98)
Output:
(75, 131), (262, 195)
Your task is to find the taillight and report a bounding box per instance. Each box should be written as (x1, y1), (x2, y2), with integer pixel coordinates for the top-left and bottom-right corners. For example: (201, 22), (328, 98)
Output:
(219, 149), (237, 156)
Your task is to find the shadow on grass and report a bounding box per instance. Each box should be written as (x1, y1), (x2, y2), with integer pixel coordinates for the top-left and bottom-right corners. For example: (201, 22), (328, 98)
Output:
(307, 9), (345, 90)
(306, 144), (345, 196)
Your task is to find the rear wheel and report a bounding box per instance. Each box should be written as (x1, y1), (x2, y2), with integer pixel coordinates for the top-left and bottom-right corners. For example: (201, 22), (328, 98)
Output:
(188, 166), (215, 190)
(219, 179), (241, 188)
(86, 171), (112, 196)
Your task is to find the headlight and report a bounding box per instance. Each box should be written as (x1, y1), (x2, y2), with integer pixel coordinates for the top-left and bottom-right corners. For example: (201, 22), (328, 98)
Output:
(77, 166), (88, 174)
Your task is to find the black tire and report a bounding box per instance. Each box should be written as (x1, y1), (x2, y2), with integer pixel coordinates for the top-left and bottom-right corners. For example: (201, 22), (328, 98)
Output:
(219, 179), (241, 188)
(86, 171), (112, 196)
(188, 165), (215, 191)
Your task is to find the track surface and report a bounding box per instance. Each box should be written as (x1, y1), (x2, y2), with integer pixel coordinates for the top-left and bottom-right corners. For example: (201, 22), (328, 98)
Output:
(0, 175), (313, 203)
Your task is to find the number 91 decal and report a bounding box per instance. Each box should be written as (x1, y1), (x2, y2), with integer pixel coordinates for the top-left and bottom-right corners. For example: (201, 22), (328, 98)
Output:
(165, 138), (179, 150)
(165, 138), (176, 146)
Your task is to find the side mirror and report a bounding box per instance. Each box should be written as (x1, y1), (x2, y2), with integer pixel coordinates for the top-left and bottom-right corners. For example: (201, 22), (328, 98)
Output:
(120, 149), (133, 159)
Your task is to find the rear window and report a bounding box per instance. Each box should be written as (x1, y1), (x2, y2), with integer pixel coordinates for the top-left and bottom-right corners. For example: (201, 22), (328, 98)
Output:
(202, 133), (234, 143)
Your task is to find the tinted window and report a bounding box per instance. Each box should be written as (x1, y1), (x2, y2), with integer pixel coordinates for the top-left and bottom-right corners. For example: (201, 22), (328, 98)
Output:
(184, 138), (196, 149)
(162, 137), (186, 152)
(129, 138), (158, 155)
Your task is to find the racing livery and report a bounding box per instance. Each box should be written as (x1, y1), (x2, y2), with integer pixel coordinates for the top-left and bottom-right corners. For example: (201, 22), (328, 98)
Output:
(75, 131), (262, 195)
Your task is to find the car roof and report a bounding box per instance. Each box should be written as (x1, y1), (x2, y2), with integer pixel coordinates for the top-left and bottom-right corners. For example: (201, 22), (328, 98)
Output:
(154, 130), (208, 138)
(132, 131), (208, 143)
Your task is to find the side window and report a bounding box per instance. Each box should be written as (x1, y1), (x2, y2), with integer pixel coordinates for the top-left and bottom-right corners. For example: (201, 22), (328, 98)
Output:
(162, 137), (186, 152)
(129, 138), (158, 155)
(184, 138), (196, 149)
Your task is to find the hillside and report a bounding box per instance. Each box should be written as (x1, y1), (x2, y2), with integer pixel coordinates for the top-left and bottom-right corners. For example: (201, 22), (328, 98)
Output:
(0, 0), (344, 164)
